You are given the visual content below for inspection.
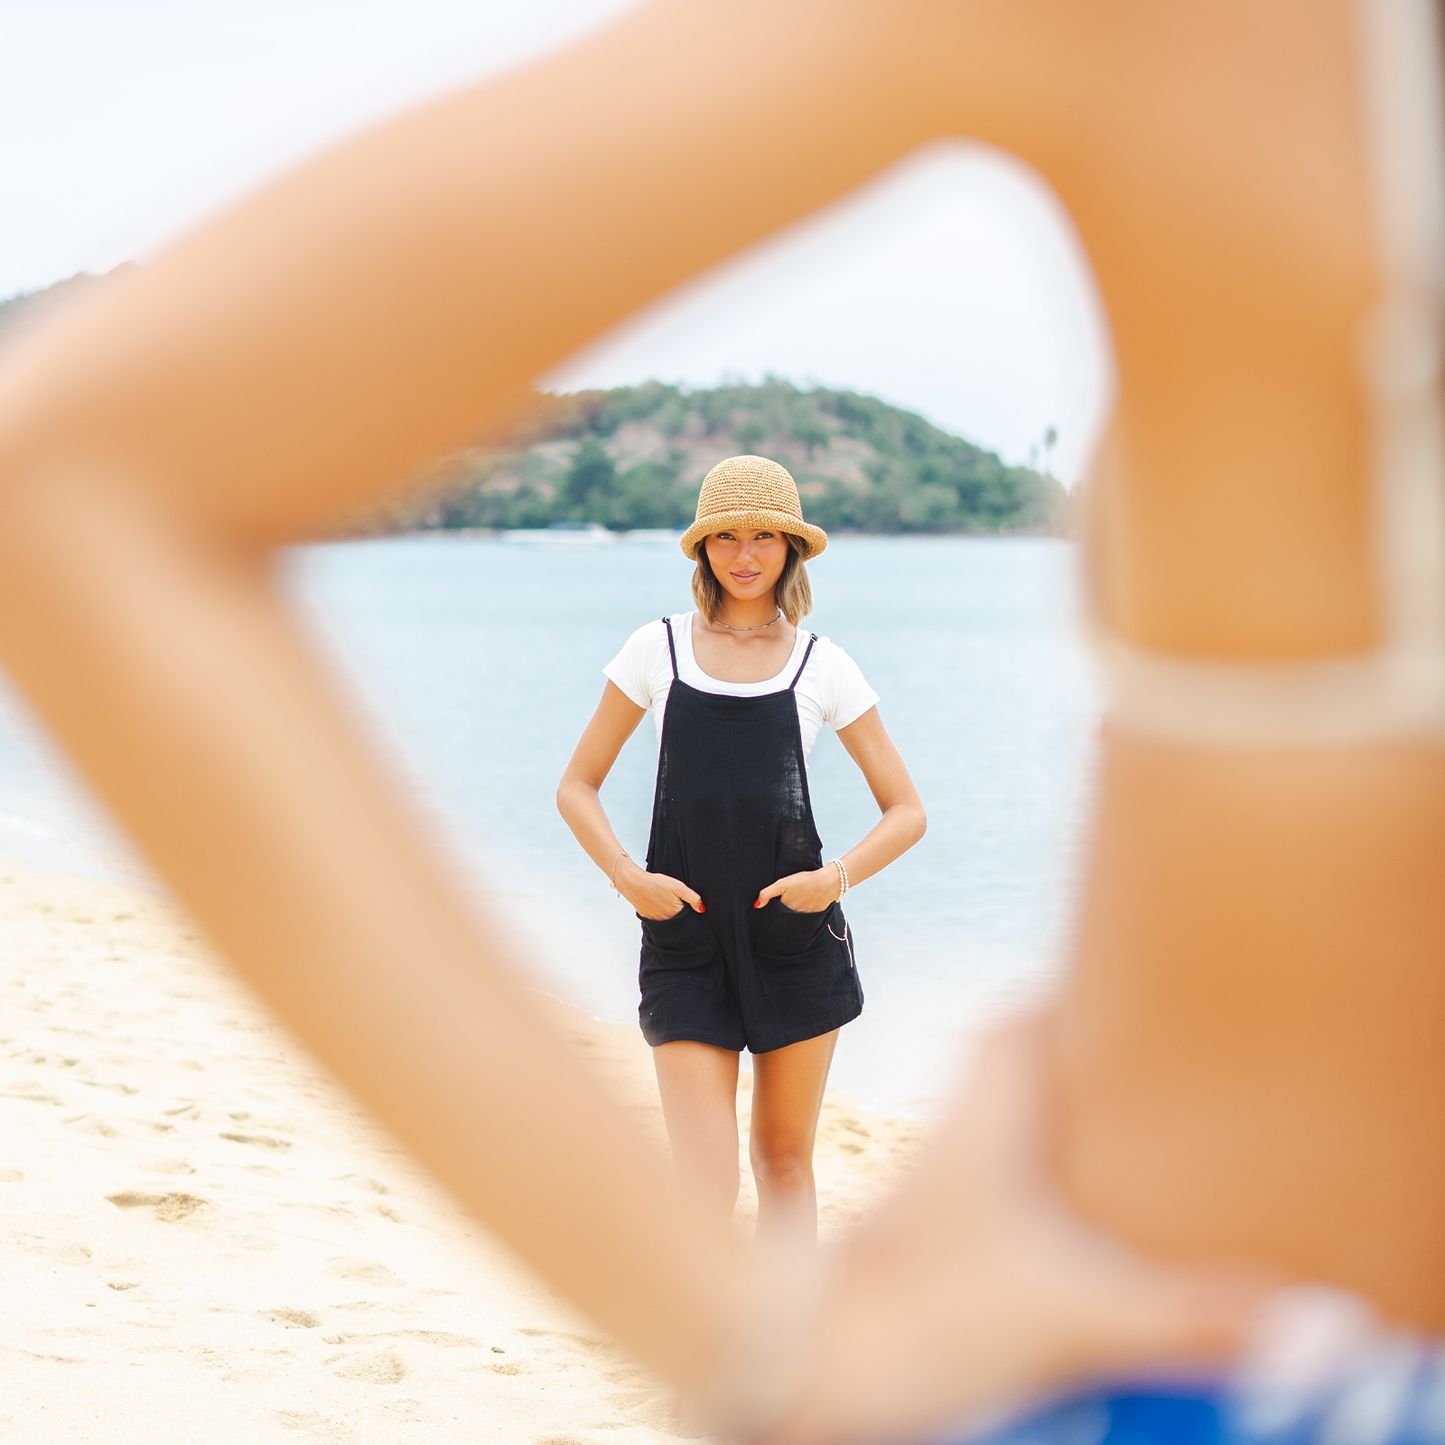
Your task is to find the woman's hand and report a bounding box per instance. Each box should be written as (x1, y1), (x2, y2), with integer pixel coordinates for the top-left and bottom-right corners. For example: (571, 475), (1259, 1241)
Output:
(618, 858), (704, 921)
(746, 1017), (1270, 1445)
(755, 868), (840, 914)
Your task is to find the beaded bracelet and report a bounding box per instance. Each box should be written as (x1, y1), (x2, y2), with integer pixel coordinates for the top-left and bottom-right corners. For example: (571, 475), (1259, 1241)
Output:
(609, 849), (630, 892)
(829, 857), (849, 898)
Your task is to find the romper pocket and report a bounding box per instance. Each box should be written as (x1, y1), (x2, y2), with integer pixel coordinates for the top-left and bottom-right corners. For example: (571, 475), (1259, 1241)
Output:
(638, 907), (717, 992)
(755, 899), (850, 994)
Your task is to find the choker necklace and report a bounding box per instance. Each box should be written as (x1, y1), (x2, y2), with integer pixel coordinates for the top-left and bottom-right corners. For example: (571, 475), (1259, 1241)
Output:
(716, 609), (783, 633)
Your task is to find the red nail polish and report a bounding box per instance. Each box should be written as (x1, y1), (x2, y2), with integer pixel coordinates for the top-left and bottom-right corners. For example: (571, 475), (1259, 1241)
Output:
(698, 903), (706, 913)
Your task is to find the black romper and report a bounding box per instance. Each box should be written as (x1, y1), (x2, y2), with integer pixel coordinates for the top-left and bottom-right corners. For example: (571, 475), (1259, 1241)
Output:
(637, 616), (863, 1054)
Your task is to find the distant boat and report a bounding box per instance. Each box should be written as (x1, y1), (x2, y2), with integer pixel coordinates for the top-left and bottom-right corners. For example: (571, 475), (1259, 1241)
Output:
(503, 522), (618, 546)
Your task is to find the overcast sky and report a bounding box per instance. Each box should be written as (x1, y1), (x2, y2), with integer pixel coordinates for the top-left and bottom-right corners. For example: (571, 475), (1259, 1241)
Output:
(3, 0), (1113, 484)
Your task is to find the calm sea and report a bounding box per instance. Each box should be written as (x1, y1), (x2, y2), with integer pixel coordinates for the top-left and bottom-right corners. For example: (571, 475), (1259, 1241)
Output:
(0, 535), (1099, 1114)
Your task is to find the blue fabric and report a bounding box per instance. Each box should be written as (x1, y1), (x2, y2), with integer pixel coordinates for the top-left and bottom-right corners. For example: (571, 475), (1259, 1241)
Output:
(982, 1389), (1225, 1445)
(960, 1348), (1445, 1445)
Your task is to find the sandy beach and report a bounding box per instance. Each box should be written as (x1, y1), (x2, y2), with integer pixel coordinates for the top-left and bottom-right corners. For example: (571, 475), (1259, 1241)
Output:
(0, 864), (925, 1443)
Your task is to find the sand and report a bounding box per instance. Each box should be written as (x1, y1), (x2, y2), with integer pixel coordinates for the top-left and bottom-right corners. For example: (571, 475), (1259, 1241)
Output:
(0, 865), (925, 1444)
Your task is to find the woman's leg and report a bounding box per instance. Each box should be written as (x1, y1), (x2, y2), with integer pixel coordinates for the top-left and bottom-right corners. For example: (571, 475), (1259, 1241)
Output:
(651, 1041), (742, 1233)
(750, 1029), (839, 1245)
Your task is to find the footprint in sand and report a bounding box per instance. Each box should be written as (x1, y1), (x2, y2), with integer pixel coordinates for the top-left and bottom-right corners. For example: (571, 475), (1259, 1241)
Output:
(360, 1201), (404, 1223)
(483, 1359), (527, 1375)
(259, 1307), (322, 1329)
(270, 1409), (354, 1437)
(2, 1088), (65, 1106)
(335, 1174), (391, 1196)
(219, 1130), (292, 1151)
(228, 1233), (281, 1252)
(21, 1239), (92, 1265)
(323, 1257), (405, 1288)
(65, 1114), (121, 1138)
(329, 1348), (408, 1383)
(105, 1189), (208, 1222)
(385, 1329), (478, 1348)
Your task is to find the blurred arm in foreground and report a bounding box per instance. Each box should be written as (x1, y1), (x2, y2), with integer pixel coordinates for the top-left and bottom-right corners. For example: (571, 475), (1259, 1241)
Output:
(0, 0), (1404, 1437)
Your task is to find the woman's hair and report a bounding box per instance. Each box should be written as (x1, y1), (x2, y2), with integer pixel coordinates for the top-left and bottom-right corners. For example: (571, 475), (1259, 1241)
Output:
(692, 533), (813, 625)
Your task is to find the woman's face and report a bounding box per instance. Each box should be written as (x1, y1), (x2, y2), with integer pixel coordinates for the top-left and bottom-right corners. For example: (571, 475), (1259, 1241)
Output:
(704, 529), (790, 605)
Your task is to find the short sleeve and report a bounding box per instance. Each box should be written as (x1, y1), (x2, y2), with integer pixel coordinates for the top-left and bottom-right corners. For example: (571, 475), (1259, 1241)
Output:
(603, 620), (669, 712)
(818, 640), (879, 731)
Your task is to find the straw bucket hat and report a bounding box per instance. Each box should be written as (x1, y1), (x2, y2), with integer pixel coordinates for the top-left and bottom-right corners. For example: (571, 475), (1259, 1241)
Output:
(678, 455), (828, 561)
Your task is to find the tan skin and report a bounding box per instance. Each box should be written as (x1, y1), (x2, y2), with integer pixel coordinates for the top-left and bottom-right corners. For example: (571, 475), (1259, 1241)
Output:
(0, 0), (1399, 1438)
(557, 528), (928, 1243)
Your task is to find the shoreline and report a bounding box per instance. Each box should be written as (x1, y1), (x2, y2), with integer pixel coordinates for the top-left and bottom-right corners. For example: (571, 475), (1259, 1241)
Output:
(0, 863), (924, 1442)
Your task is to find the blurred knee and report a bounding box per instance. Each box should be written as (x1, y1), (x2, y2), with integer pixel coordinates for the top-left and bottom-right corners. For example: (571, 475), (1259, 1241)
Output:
(750, 1142), (811, 1196)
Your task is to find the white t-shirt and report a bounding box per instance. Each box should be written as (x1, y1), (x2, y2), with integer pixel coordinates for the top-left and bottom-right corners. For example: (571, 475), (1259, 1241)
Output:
(604, 612), (880, 757)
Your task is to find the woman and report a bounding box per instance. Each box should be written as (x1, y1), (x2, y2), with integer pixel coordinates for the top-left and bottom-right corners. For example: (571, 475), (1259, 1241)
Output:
(2, 0), (1399, 1439)
(558, 454), (926, 1242)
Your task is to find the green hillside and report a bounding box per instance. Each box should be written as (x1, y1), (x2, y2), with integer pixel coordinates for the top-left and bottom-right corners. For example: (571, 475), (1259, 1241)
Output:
(388, 379), (1066, 536)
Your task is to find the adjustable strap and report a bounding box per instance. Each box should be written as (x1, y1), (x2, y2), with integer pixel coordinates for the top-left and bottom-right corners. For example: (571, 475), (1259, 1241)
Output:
(661, 616), (679, 680)
(788, 634), (818, 690)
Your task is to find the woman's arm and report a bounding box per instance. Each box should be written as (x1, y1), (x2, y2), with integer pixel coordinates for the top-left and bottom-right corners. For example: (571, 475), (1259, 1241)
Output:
(755, 707), (926, 912)
(833, 706), (929, 883)
(556, 681), (703, 919)
(556, 680), (647, 880)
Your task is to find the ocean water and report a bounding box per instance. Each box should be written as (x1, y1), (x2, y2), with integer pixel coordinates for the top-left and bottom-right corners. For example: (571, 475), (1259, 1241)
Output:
(0, 535), (1100, 1113)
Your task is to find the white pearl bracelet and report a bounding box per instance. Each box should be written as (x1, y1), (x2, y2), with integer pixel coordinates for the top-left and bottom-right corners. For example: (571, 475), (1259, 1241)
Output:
(829, 857), (849, 898)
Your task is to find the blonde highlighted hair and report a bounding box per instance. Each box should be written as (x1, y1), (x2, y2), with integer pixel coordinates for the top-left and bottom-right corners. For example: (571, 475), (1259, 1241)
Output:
(692, 533), (813, 625)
